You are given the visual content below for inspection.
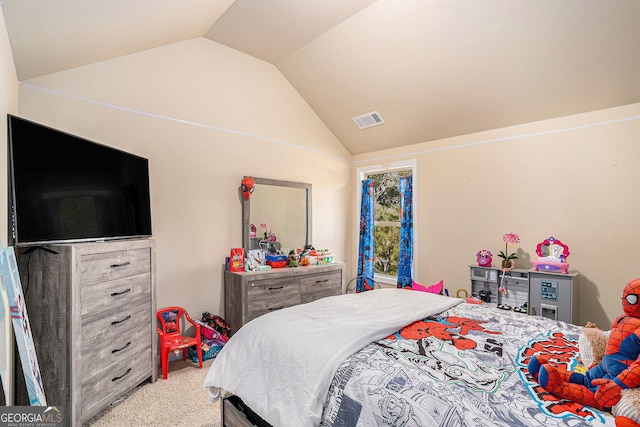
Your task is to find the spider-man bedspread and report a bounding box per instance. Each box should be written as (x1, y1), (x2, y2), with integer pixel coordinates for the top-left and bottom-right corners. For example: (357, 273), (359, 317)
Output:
(321, 303), (615, 426)
(206, 290), (616, 427)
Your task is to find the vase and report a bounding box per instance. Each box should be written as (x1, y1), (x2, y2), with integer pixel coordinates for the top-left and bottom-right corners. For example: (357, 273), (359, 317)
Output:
(501, 259), (514, 270)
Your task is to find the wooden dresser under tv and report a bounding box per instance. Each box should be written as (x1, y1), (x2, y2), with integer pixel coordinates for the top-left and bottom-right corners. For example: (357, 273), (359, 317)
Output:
(14, 238), (156, 427)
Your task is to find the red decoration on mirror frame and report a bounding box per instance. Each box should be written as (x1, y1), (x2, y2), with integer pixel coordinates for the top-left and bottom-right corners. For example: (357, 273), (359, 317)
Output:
(240, 176), (255, 200)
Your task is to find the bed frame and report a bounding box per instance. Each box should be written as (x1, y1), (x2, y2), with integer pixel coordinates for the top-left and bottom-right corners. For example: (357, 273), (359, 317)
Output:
(222, 395), (272, 427)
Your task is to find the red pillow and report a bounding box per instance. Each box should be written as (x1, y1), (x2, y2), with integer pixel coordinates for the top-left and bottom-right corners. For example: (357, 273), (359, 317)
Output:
(412, 279), (443, 294)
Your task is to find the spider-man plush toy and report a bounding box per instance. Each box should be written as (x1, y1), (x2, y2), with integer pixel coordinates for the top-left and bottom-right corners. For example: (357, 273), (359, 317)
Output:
(529, 278), (640, 416)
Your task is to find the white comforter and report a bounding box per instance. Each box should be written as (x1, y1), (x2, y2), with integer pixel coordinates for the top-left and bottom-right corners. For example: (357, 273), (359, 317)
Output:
(204, 288), (461, 427)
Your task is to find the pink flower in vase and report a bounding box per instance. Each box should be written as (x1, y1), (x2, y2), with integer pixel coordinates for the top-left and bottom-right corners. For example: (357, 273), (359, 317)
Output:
(498, 233), (520, 268)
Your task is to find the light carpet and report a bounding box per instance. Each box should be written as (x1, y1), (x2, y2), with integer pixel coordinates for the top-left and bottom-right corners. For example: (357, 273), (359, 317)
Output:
(86, 359), (220, 427)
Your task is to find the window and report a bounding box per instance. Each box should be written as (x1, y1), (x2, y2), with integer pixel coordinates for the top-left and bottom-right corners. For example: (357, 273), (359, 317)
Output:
(357, 160), (417, 284)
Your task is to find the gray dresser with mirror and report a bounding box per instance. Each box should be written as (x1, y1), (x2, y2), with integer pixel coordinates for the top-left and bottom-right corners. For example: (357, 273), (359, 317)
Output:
(226, 176), (344, 334)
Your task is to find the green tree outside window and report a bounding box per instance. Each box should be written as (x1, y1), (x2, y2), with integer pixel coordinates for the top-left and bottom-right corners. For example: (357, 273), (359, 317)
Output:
(367, 170), (412, 278)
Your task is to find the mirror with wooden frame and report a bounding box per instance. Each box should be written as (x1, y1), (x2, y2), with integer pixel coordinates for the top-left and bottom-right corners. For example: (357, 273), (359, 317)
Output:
(242, 177), (312, 252)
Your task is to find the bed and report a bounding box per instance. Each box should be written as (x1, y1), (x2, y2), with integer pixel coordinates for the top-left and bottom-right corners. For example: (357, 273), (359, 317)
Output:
(204, 288), (617, 426)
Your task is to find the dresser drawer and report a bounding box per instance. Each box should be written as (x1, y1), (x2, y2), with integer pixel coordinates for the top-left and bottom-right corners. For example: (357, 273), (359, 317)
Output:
(247, 278), (299, 300)
(80, 247), (151, 286)
(81, 325), (151, 381)
(247, 279), (300, 321)
(248, 293), (301, 321)
(81, 349), (152, 417)
(300, 270), (342, 303)
(80, 273), (151, 317)
(81, 301), (151, 349)
(299, 270), (341, 288)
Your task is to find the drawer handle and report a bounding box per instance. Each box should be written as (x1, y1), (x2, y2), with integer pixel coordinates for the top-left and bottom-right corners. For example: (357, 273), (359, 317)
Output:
(315, 279), (329, 283)
(112, 368), (132, 382)
(111, 288), (131, 297)
(111, 315), (131, 325)
(268, 306), (284, 311)
(268, 286), (284, 291)
(112, 342), (132, 353)
(111, 261), (131, 268)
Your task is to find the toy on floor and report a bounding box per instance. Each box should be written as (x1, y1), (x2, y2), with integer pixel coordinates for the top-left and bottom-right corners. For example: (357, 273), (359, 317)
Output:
(188, 313), (231, 363)
(202, 312), (230, 338)
(528, 278), (640, 426)
(455, 288), (483, 304)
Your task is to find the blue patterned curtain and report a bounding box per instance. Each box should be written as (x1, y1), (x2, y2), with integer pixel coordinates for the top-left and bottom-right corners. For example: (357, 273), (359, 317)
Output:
(356, 179), (375, 292)
(397, 175), (413, 288)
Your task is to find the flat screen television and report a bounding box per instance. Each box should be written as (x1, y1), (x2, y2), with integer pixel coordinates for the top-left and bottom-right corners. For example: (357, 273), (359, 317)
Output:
(7, 114), (152, 247)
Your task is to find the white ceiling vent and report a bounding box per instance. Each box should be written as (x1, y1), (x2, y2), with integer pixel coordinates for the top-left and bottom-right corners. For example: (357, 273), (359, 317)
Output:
(352, 111), (384, 130)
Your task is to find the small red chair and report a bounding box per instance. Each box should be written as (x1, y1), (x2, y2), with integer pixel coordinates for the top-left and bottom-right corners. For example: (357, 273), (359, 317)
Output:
(156, 306), (202, 379)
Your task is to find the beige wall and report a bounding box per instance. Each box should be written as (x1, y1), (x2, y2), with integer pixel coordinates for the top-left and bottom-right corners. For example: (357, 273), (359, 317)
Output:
(352, 103), (640, 327)
(4, 23), (640, 332)
(16, 38), (352, 318)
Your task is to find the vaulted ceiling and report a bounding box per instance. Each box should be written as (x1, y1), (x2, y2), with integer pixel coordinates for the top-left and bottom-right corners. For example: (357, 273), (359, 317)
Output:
(3, 0), (640, 155)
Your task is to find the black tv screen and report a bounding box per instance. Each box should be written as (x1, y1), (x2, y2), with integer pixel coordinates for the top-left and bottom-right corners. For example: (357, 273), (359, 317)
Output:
(7, 115), (152, 246)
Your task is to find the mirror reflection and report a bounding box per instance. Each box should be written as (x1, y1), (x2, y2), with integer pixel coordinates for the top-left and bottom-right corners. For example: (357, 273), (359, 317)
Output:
(541, 244), (565, 259)
(535, 237), (570, 262)
(250, 186), (307, 250)
(242, 177), (312, 252)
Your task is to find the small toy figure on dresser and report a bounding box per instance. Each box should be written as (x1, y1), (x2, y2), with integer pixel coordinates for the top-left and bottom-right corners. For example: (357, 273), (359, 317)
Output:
(288, 250), (300, 267)
(299, 249), (310, 266)
(476, 249), (493, 267)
